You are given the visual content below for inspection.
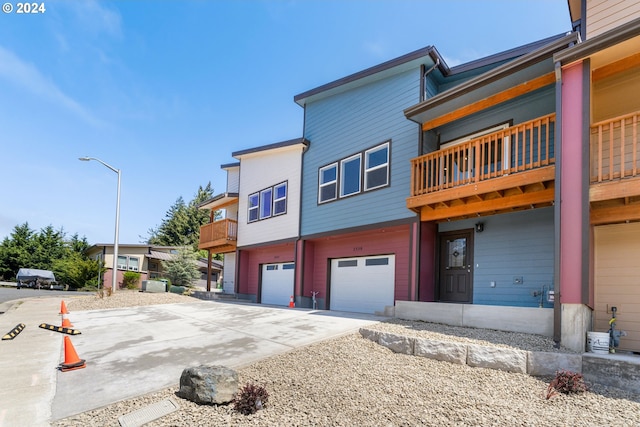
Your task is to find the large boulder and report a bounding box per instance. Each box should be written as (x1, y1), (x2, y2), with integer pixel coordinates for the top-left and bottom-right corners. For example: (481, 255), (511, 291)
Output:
(176, 365), (238, 405)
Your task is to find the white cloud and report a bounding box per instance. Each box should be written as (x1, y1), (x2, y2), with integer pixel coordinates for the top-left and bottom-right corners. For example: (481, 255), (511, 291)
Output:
(0, 46), (104, 127)
(69, 0), (123, 39)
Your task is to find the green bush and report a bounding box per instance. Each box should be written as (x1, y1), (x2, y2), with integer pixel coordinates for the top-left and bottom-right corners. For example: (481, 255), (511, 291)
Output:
(122, 271), (141, 289)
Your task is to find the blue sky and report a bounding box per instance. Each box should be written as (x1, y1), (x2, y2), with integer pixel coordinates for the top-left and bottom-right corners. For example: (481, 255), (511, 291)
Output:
(0, 0), (571, 245)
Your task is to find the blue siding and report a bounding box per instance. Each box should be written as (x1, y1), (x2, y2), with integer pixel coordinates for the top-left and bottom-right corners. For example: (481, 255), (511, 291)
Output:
(439, 208), (554, 308)
(301, 69), (421, 236)
(436, 85), (555, 144)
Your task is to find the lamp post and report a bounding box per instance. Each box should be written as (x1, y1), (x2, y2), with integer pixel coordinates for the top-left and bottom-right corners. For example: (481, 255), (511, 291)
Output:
(79, 157), (121, 293)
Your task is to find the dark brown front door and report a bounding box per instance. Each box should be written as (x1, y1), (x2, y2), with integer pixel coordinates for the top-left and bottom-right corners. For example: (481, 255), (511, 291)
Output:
(438, 229), (473, 303)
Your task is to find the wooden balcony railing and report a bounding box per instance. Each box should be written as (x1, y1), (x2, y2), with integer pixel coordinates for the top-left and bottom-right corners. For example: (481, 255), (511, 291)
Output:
(410, 114), (555, 196)
(198, 219), (237, 251)
(590, 111), (640, 183)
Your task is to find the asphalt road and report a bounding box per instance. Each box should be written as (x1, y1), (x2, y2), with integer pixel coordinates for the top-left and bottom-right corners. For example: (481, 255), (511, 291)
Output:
(0, 283), (93, 306)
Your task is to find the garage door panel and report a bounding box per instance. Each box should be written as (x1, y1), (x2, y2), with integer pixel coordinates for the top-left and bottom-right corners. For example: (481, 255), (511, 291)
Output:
(330, 255), (395, 314)
(261, 263), (294, 306)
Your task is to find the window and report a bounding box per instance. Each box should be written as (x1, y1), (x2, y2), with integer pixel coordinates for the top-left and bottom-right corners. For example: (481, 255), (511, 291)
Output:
(318, 141), (390, 204)
(365, 143), (389, 190)
(273, 182), (287, 216)
(248, 193), (259, 223)
(260, 188), (273, 219)
(319, 163), (337, 203)
(117, 255), (127, 270)
(117, 255), (140, 271)
(247, 181), (287, 223)
(340, 154), (361, 197)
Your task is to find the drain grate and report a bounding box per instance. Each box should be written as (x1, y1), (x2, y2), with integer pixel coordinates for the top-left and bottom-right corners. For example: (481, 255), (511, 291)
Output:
(118, 398), (179, 427)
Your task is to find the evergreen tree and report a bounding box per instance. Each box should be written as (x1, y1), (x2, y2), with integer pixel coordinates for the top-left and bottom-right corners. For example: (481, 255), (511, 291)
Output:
(161, 246), (200, 287)
(147, 183), (217, 250)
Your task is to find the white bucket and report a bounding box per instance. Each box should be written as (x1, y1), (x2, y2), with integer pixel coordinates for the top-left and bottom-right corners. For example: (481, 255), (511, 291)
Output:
(586, 331), (610, 354)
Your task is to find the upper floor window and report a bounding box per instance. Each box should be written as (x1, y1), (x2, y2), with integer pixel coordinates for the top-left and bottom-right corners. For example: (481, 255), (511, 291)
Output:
(364, 143), (389, 191)
(260, 188), (273, 219)
(318, 141), (390, 204)
(340, 154), (361, 197)
(319, 164), (338, 203)
(248, 193), (259, 222)
(248, 181), (288, 223)
(273, 182), (287, 215)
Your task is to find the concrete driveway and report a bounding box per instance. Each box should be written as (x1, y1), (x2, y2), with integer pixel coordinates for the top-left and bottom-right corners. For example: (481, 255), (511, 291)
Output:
(1, 297), (382, 424)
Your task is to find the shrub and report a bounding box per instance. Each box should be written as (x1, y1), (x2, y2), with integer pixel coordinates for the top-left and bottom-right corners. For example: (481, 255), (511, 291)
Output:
(122, 271), (141, 289)
(233, 383), (269, 415)
(546, 370), (588, 399)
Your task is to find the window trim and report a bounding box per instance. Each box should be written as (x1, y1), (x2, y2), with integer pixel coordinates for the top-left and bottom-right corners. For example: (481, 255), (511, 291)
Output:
(364, 142), (390, 191)
(318, 141), (391, 205)
(339, 153), (362, 198)
(273, 182), (288, 216)
(259, 188), (273, 220)
(117, 255), (140, 271)
(318, 163), (338, 204)
(247, 181), (288, 223)
(248, 193), (259, 223)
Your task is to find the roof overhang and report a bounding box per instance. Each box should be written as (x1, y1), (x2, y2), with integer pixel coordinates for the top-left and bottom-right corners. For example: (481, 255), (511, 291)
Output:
(232, 138), (309, 159)
(198, 192), (239, 210)
(294, 46), (442, 107)
(404, 32), (579, 126)
(554, 17), (640, 66)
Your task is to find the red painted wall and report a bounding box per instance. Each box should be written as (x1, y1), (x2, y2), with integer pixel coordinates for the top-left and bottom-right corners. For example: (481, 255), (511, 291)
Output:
(237, 242), (296, 298)
(419, 221), (437, 301)
(560, 62), (586, 305)
(305, 224), (411, 303)
(102, 269), (148, 290)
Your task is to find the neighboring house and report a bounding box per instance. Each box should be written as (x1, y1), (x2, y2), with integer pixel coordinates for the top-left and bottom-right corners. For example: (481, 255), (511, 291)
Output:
(198, 163), (240, 293)
(234, 139), (308, 305)
(199, 139), (308, 305)
(86, 244), (180, 289)
(400, 33), (578, 337)
(552, 1), (640, 352)
(292, 47), (437, 314)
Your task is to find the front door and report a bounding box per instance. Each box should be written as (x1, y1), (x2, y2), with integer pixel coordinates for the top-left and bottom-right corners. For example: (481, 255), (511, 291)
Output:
(438, 229), (473, 303)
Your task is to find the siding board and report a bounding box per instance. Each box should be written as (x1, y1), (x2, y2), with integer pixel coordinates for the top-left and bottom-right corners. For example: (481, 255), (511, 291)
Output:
(301, 68), (421, 236)
(438, 208), (554, 307)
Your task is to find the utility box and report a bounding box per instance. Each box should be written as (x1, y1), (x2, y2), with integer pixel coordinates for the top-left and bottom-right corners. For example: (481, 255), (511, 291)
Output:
(142, 280), (167, 293)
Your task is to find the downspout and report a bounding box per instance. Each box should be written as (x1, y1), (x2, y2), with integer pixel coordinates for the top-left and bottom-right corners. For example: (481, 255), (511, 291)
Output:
(422, 58), (440, 101)
(553, 60), (563, 347)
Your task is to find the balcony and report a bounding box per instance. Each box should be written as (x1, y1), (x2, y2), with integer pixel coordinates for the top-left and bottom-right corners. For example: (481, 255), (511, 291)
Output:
(407, 114), (556, 221)
(590, 110), (640, 225)
(198, 219), (238, 253)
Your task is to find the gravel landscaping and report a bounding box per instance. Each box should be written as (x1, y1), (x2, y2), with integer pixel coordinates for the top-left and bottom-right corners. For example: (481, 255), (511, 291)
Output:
(55, 291), (640, 426)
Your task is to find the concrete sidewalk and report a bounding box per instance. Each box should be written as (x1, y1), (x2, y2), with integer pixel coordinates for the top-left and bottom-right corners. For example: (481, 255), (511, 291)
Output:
(0, 297), (383, 425)
(0, 297), (63, 427)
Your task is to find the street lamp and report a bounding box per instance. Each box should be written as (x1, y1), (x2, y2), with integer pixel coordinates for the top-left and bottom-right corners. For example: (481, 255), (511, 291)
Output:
(79, 157), (121, 293)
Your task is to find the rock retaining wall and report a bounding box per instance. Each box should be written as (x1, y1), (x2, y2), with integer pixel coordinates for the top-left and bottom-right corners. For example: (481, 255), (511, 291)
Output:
(359, 328), (582, 377)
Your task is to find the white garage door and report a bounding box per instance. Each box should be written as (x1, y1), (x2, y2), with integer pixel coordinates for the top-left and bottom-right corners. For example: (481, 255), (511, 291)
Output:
(261, 263), (294, 306)
(330, 255), (395, 314)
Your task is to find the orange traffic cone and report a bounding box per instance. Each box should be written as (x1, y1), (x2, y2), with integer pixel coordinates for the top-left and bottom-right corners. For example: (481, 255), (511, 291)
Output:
(61, 314), (73, 328)
(59, 336), (86, 372)
(60, 300), (69, 315)
(289, 295), (295, 308)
